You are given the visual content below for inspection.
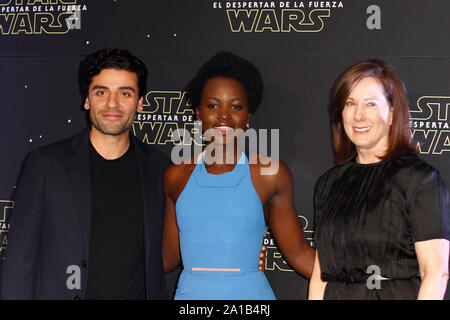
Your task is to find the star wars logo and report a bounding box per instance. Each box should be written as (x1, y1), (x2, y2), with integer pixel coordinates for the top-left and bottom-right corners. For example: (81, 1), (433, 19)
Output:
(132, 91), (199, 146)
(0, 0), (86, 35)
(0, 200), (13, 254)
(212, 1), (344, 33)
(410, 96), (450, 155)
(264, 214), (313, 272)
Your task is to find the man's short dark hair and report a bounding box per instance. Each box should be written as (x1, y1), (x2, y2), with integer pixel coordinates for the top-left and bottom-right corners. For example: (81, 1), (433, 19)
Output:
(186, 51), (263, 114)
(79, 48), (148, 99)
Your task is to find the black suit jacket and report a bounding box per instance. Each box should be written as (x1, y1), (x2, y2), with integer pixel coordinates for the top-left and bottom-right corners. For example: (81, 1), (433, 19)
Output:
(0, 128), (170, 299)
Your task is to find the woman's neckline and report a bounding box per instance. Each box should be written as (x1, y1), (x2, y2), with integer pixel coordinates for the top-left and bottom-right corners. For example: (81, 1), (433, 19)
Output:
(350, 154), (390, 167)
(202, 152), (246, 175)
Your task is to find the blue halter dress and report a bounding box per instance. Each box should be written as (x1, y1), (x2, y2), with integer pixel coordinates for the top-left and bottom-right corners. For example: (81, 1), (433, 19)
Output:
(174, 153), (276, 300)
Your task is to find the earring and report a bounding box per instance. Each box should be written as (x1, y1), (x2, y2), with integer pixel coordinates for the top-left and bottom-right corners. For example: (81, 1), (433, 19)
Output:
(194, 120), (202, 126)
(246, 123), (250, 128)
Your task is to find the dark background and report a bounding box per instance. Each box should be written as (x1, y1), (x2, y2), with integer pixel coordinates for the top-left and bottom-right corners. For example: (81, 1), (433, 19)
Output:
(0, 0), (449, 299)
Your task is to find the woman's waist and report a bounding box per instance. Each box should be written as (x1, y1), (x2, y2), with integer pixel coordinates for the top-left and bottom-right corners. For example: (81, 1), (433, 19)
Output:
(322, 270), (420, 283)
(180, 237), (263, 273)
(180, 268), (266, 280)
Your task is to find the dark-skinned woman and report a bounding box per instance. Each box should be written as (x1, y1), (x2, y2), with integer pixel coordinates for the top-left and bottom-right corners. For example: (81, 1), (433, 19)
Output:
(163, 52), (315, 299)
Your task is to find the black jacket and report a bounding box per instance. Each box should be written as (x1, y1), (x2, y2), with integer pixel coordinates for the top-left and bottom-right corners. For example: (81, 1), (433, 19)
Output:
(0, 128), (170, 299)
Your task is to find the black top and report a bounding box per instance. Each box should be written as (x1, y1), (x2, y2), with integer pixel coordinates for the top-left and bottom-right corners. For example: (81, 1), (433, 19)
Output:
(86, 142), (146, 300)
(314, 153), (449, 299)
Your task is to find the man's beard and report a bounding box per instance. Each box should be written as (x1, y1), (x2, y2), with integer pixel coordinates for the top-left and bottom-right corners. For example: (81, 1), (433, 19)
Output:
(90, 111), (132, 136)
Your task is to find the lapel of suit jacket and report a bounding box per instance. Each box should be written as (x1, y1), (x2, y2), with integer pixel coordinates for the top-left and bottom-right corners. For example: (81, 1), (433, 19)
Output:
(66, 127), (92, 254)
(133, 136), (167, 297)
(133, 137), (158, 247)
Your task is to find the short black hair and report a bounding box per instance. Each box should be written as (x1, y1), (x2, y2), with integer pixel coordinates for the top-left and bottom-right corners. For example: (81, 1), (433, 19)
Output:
(186, 51), (263, 114)
(78, 48), (148, 99)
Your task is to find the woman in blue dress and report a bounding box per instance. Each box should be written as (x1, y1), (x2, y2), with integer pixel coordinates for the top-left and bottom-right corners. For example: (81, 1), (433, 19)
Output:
(162, 52), (315, 299)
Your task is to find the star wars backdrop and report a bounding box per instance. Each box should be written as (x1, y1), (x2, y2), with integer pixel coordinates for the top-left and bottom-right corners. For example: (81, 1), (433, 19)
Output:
(0, 0), (449, 299)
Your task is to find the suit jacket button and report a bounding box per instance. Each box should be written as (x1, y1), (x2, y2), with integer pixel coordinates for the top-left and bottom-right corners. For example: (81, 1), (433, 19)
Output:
(81, 260), (87, 268)
(74, 295), (82, 300)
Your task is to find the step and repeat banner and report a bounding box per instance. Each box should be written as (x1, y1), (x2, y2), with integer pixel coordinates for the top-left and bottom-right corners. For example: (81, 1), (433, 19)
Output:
(0, 0), (449, 299)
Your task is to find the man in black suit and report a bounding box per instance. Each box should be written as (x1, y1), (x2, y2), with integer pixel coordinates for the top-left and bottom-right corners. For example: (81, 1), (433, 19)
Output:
(0, 49), (169, 299)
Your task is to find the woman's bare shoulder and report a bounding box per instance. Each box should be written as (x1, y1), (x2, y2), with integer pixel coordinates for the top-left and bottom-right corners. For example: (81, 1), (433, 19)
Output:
(248, 152), (291, 178)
